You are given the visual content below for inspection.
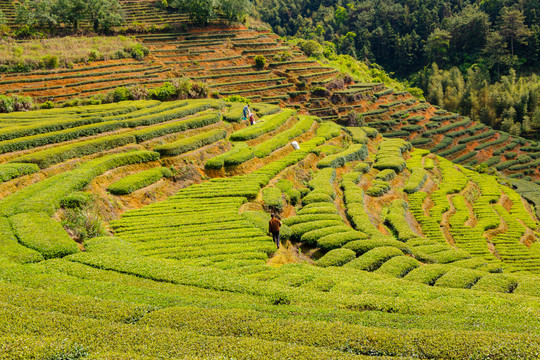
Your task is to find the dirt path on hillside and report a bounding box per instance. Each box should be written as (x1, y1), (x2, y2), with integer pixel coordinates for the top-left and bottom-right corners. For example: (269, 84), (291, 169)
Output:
(441, 194), (457, 246)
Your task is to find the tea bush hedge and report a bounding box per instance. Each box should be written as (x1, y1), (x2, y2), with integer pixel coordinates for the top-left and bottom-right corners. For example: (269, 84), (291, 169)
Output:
(316, 248), (356, 267)
(154, 129), (227, 156)
(108, 167), (172, 195)
(10, 212), (78, 259)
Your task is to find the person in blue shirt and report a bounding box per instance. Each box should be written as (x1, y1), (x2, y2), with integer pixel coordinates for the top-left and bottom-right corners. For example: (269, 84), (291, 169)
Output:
(242, 104), (250, 120)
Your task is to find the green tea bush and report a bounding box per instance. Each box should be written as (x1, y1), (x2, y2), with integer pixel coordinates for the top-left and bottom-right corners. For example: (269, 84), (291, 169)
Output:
(282, 214), (342, 226)
(471, 273), (518, 293)
(60, 192), (92, 209)
(316, 248), (356, 267)
(403, 167), (427, 193)
(223, 146), (255, 166)
(344, 238), (410, 256)
(375, 255), (420, 277)
(300, 225), (352, 246)
(10, 212), (78, 259)
(404, 264), (449, 285)
(384, 200), (418, 241)
(12, 133), (137, 169)
(366, 180), (391, 197)
(108, 167), (172, 195)
(316, 122), (341, 139)
(353, 162), (370, 173)
(132, 111), (221, 143)
(0, 216), (44, 264)
(262, 187), (284, 212)
(154, 129), (227, 157)
(434, 267), (484, 289)
(297, 203), (337, 215)
(317, 231), (367, 250)
(345, 127), (368, 144)
(375, 169), (396, 181)
(230, 109), (295, 141)
(0, 150), (160, 217)
(345, 246), (404, 271)
(317, 144), (368, 168)
(289, 220), (344, 241)
(253, 115), (314, 158)
(0, 163), (39, 182)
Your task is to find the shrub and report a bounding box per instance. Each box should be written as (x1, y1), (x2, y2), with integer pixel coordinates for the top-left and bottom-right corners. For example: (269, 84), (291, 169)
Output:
(12, 133), (137, 169)
(60, 192), (92, 209)
(230, 109), (295, 141)
(434, 268), (484, 289)
(282, 214), (342, 226)
(472, 273), (518, 293)
(0, 216), (44, 264)
(300, 225), (352, 246)
(9, 212), (79, 259)
(317, 231), (367, 251)
(297, 203), (337, 216)
(376, 169), (396, 181)
(289, 220), (344, 241)
(0, 150), (160, 217)
(403, 168), (428, 193)
(316, 248), (356, 267)
(353, 162), (371, 173)
(253, 115), (314, 158)
(262, 187), (284, 212)
(365, 180), (391, 197)
(154, 129), (227, 157)
(403, 264), (449, 285)
(108, 167), (172, 195)
(254, 55), (267, 70)
(0, 163), (40, 183)
(344, 246), (404, 271)
(376, 256), (420, 278)
(317, 144), (368, 169)
(343, 237), (410, 256)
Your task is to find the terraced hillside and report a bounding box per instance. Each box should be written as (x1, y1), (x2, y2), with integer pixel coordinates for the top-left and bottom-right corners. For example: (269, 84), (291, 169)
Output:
(2, 24), (538, 181)
(1, 99), (540, 358)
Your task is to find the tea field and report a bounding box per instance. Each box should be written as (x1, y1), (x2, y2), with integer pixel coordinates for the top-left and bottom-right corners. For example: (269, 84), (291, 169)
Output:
(0, 99), (540, 358)
(2, 24), (538, 181)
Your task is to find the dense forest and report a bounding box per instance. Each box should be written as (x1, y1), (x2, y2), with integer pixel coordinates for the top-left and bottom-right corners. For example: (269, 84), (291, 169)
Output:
(254, 0), (540, 137)
(254, 0), (539, 76)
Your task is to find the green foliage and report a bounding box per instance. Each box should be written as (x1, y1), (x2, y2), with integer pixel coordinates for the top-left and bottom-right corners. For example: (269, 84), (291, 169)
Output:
(376, 256), (420, 278)
(154, 129), (227, 157)
(316, 248), (356, 267)
(0, 150), (160, 217)
(300, 225), (352, 246)
(60, 192), (92, 209)
(108, 167), (172, 195)
(317, 231), (367, 251)
(254, 55), (267, 70)
(365, 179), (391, 197)
(230, 109), (295, 141)
(10, 212), (79, 259)
(0, 216), (44, 264)
(317, 144), (368, 168)
(12, 133), (137, 169)
(403, 167), (428, 193)
(0, 163), (39, 183)
(344, 238), (410, 256)
(345, 246), (404, 271)
(253, 115), (314, 158)
(262, 187), (284, 212)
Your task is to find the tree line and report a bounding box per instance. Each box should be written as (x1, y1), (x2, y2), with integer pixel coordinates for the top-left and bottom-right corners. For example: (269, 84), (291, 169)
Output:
(14, 0), (125, 33)
(254, 0), (538, 77)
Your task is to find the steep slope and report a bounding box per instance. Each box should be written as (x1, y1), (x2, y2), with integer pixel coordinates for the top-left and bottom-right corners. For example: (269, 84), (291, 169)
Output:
(0, 100), (540, 358)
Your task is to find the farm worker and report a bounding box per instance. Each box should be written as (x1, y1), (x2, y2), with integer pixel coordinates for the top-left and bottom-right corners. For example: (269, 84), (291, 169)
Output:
(249, 113), (256, 125)
(268, 214), (282, 248)
(291, 141), (300, 150)
(243, 104), (250, 120)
